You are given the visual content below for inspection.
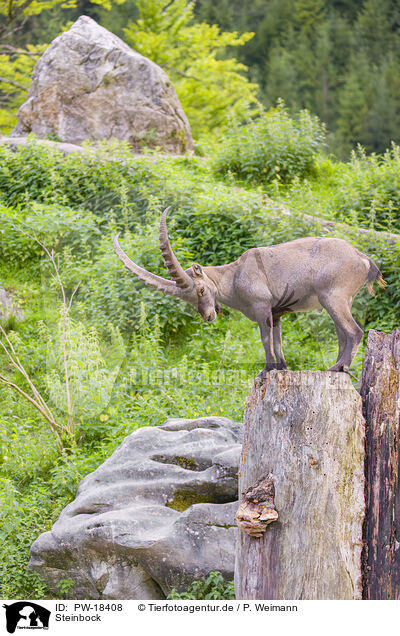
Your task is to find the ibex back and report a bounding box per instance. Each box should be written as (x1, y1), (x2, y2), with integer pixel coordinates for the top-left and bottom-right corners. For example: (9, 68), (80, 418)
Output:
(114, 208), (386, 378)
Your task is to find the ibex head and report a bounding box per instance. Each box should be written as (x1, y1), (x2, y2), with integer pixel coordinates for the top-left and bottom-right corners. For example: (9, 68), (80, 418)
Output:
(114, 207), (221, 323)
(188, 261), (222, 322)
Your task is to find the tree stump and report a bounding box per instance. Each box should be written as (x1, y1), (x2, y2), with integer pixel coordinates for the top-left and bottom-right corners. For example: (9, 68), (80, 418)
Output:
(235, 370), (365, 600)
(360, 329), (400, 599)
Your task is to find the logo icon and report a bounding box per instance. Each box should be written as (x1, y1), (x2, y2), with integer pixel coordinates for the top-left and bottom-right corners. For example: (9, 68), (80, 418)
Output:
(3, 602), (50, 634)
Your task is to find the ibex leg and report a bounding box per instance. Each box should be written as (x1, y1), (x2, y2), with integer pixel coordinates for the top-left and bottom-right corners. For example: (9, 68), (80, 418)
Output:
(319, 294), (363, 372)
(257, 309), (279, 378)
(272, 316), (288, 370)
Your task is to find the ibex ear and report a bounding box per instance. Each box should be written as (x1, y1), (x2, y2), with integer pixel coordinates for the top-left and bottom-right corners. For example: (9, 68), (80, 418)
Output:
(191, 263), (204, 278)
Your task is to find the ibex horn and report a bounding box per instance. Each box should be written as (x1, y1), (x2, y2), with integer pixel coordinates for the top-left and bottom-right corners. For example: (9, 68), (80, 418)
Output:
(113, 233), (183, 297)
(159, 207), (194, 293)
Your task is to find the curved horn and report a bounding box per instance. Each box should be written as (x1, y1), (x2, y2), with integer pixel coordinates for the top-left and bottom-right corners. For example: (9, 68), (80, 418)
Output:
(114, 233), (184, 298)
(159, 207), (194, 293)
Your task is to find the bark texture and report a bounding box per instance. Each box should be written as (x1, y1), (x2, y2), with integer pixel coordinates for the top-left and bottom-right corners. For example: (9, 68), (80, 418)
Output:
(360, 329), (400, 599)
(235, 370), (365, 600)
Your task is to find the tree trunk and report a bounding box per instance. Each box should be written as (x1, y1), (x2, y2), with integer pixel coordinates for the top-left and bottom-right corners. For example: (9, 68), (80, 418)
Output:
(360, 329), (400, 599)
(235, 370), (365, 600)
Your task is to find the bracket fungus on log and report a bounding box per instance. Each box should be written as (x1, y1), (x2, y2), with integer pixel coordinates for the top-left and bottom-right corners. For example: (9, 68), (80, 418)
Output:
(235, 473), (278, 538)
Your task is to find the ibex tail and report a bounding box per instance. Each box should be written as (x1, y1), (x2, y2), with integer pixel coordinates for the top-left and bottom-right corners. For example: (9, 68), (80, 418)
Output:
(367, 259), (387, 296)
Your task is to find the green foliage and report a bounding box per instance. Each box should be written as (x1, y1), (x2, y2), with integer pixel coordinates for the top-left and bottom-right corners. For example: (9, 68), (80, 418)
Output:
(124, 0), (258, 137)
(0, 45), (43, 133)
(56, 578), (75, 598)
(168, 571), (235, 600)
(0, 138), (399, 600)
(42, 312), (125, 424)
(0, 475), (68, 598)
(332, 145), (400, 232)
(0, 140), (152, 224)
(0, 203), (101, 274)
(213, 103), (325, 184)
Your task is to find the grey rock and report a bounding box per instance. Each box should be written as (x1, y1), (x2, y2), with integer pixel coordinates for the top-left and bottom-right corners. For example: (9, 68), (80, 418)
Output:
(13, 16), (194, 154)
(30, 416), (242, 599)
(0, 287), (24, 322)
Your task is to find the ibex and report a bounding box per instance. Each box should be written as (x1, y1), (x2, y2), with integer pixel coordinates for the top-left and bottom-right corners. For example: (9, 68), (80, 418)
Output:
(114, 208), (386, 378)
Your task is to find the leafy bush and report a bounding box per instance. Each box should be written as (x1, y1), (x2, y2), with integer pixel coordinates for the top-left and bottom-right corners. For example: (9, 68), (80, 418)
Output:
(173, 201), (263, 265)
(213, 103), (325, 185)
(0, 476), (68, 599)
(168, 571), (235, 600)
(0, 139), (154, 228)
(0, 203), (101, 281)
(332, 144), (400, 232)
(0, 141), (267, 335)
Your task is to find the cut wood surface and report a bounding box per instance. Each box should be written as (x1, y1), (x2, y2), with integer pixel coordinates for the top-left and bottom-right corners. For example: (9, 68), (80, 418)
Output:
(235, 370), (365, 600)
(360, 329), (400, 599)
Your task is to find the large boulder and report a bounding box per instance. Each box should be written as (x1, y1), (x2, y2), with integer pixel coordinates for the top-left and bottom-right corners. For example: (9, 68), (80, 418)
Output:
(29, 417), (242, 599)
(13, 16), (194, 154)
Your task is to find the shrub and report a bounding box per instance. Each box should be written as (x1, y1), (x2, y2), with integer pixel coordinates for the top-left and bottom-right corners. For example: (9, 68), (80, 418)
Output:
(43, 313), (125, 424)
(168, 571), (235, 600)
(173, 202), (263, 265)
(213, 103), (325, 185)
(0, 203), (100, 274)
(332, 144), (400, 232)
(0, 139), (154, 227)
(0, 477), (68, 599)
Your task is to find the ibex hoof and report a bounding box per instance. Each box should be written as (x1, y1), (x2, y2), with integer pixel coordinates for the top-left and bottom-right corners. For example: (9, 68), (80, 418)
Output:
(256, 363), (285, 380)
(327, 363), (348, 372)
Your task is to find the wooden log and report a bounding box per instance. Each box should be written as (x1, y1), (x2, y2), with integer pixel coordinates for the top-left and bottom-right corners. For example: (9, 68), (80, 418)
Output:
(359, 329), (400, 599)
(235, 370), (365, 600)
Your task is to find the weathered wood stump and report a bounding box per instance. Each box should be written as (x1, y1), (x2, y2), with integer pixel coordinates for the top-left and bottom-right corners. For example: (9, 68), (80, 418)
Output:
(360, 329), (400, 599)
(235, 370), (365, 600)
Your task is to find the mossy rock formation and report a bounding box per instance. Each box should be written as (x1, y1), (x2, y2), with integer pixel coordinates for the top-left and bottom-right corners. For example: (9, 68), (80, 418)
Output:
(29, 417), (242, 599)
